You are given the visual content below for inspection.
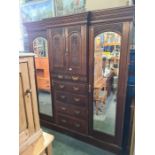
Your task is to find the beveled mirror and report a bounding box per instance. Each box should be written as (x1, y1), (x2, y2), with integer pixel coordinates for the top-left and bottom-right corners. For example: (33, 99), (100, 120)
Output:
(93, 32), (121, 136)
(89, 22), (131, 145)
(33, 37), (53, 117)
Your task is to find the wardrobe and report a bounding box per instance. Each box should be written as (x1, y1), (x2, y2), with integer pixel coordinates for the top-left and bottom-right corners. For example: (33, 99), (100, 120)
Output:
(24, 6), (134, 154)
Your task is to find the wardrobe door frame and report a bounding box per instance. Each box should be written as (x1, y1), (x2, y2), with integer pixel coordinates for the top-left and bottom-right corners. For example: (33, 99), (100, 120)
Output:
(28, 31), (54, 122)
(88, 21), (131, 146)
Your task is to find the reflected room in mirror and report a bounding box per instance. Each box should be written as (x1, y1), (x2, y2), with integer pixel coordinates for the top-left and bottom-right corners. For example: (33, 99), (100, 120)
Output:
(33, 37), (53, 116)
(93, 32), (121, 135)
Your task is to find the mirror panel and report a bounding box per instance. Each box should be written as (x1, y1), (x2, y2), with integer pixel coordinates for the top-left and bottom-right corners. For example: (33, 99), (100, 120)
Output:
(93, 32), (121, 135)
(33, 37), (53, 116)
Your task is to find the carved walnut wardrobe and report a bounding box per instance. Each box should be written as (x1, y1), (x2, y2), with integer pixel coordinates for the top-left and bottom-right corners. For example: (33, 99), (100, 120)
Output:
(24, 6), (134, 154)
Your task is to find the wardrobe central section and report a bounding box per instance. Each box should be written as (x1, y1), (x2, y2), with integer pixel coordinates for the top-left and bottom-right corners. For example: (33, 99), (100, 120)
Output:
(48, 24), (89, 134)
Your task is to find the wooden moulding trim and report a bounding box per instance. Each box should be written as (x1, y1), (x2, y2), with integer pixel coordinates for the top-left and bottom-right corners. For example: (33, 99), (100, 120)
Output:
(19, 129), (43, 153)
(90, 6), (135, 24)
(23, 6), (134, 31)
(24, 12), (89, 32)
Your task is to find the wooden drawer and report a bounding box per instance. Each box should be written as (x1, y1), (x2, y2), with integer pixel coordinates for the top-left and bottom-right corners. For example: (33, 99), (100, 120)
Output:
(37, 78), (50, 91)
(52, 74), (87, 83)
(53, 81), (88, 94)
(35, 57), (49, 69)
(70, 106), (87, 119)
(55, 91), (88, 106)
(53, 82), (67, 91)
(70, 94), (88, 106)
(72, 118), (87, 133)
(56, 114), (88, 134)
(55, 102), (88, 119)
(55, 102), (69, 115)
(69, 84), (87, 94)
(55, 91), (68, 103)
(56, 115), (70, 128)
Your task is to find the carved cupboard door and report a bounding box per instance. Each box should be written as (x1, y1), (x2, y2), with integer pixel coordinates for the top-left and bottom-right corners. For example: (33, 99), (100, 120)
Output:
(49, 28), (66, 73)
(66, 25), (87, 75)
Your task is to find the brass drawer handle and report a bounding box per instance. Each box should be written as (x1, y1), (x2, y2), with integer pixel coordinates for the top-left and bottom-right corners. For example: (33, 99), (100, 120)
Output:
(60, 95), (66, 99)
(74, 110), (80, 115)
(59, 84), (65, 89)
(58, 75), (63, 79)
(75, 123), (81, 128)
(61, 119), (67, 123)
(74, 98), (80, 102)
(72, 76), (79, 81)
(61, 107), (66, 111)
(73, 86), (79, 91)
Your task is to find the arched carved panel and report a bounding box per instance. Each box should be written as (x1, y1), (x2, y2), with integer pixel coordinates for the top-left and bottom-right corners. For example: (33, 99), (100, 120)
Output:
(94, 23), (123, 37)
(51, 32), (65, 70)
(68, 31), (82, 73)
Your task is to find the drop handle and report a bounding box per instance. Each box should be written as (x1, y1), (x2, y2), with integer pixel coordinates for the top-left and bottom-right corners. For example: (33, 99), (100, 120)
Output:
(61, 107), (66, 111)
(59, 84), (65, 89)
(73, 87), (79, 91)
(75, 123), (81, 128)
(74, 98), (80, 102)
(72, 76), (79, 81)
(74, 110), (81, 115)
(61, 119), (67, 123)
(60, 95), (66, 99)
(25, 89), (32, 95)
(57, 75), (63, 79)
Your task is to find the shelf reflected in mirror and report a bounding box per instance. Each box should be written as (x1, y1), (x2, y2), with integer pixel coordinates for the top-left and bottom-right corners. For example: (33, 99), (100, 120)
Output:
(93, 32), (121, 136)
(33, 37), (53, 117)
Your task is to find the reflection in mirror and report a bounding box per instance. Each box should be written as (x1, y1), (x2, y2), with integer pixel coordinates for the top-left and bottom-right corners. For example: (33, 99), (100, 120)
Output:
(93, 32), (121, 135)
(33, 37), (53, 116)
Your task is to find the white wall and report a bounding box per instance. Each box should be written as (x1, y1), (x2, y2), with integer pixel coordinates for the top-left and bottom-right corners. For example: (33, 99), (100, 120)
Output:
(86, 0), (132, 11)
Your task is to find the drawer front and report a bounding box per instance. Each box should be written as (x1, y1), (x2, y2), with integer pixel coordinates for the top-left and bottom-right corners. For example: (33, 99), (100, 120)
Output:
(56, 115), (70, 128)
(55, 91), (68, 103)
(56, 114), (88, 134)
(53, 81), (88, 94)
(70, 106), (87, 119)
(37, 78), (50, 91)
(72, 118), (87, 133)
(52, 74), (87, 82)
(35, 58), (49, 69)
(55, 102), (69, 115)
(70, 94), (88, 106)
(69, 84), (87, 94)
(55, 102), (88, 119)
(53, 82), (67, 91)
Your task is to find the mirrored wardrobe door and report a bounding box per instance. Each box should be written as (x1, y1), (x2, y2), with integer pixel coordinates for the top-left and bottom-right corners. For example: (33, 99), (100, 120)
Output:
(93, 32), (121, 136)
(89, 22), (131, 145)
(33, 37), (53, 117)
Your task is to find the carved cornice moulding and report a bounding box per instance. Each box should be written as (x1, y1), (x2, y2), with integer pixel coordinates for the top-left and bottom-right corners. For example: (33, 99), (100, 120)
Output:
(24, 12), (89, 32)
(90, 6), (135, 24)
(24, 6), (134, 32)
